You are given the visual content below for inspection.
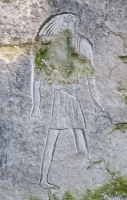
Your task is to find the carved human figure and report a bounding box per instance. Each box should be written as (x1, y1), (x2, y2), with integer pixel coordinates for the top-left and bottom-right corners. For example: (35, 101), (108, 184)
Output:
(31, 13), (105, 189)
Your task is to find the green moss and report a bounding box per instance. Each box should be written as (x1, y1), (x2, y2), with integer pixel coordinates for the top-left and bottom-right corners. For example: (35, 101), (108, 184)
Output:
(19, 42), (32, 55)
(62, 191), (76, 200)
(49, 194), (59, 200)
(26, 174), (127, 200)
(81, 188), (104, 200)
(119, 56), (127, 63)
(0, 42), (32, 62)
(114, 123), (127, 133)
(81, 174), (127, 200)
(101, 175), (127, 197)
(81, 66), (94, 77)
(33, 30), (94, 84)
(48, 191), (76, 200)
(117, 88), (127, 105)
(3, 0), (24, 3)
(3, 0), (10, 3)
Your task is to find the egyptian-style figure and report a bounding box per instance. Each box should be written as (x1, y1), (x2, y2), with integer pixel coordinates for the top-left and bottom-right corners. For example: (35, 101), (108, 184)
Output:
(31, 13), (104, 189)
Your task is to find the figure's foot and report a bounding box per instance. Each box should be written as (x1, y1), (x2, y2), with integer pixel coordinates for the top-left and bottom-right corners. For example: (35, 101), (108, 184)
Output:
(86, 152), (91, 160)
(39, 180), (59, 189)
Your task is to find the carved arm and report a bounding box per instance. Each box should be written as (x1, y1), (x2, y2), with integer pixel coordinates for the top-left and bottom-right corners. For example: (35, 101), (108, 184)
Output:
(86, 75), (104, 114)
(31, 79), (42, 121)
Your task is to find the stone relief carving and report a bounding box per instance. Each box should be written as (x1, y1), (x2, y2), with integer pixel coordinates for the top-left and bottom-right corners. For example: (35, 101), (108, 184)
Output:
(31, 13), (111, 189)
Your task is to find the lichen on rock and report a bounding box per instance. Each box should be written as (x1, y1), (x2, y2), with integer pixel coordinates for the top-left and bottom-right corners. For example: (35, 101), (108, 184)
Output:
(3, 0), (24, 4)
(33, 30), (94, 84)
(114, 123), (127, 133)
(116, 88), (127, 105)
(0, 43), (31, 62)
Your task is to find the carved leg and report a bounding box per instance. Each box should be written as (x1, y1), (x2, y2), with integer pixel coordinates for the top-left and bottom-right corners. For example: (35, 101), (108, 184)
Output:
(40, 129), (60, 189)
(73, 129), (90, 159)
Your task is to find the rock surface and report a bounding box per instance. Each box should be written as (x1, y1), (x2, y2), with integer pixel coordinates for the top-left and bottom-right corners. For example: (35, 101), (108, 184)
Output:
(0, 0), (127, 200)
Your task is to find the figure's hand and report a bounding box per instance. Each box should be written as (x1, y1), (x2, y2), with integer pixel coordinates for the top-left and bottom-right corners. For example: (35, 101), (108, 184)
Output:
(31, 107), (42, 121)
(95, 110), (112, 135)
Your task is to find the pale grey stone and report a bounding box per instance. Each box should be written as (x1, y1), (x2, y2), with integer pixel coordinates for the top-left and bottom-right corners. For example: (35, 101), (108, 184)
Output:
(0, 0), (127, 200)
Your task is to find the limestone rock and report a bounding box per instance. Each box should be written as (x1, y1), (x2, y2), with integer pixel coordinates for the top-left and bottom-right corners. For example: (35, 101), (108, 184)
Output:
(0, 1), (127, 200)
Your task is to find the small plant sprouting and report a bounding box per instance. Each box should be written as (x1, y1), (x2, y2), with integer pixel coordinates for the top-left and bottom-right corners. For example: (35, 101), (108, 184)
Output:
(87, 158), (104, 169)
(119, 55), (127, 63)
(114, 123), (127, 133)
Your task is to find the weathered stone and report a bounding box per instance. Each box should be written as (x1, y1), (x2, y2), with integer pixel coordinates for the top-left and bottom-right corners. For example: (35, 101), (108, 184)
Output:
(0, 1), (127, 200)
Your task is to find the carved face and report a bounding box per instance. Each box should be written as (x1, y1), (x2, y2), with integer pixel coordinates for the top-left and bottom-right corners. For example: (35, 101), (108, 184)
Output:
(39, 13), (80, 37)
(58, 14), (80, 30)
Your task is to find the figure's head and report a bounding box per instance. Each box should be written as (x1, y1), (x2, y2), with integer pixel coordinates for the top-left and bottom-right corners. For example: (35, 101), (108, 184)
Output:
(39, 13), (80, 37)
(58, 14), (80, 31)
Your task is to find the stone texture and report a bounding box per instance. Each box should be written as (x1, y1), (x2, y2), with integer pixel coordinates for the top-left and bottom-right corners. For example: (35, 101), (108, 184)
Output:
(0, 0), (127, 200)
